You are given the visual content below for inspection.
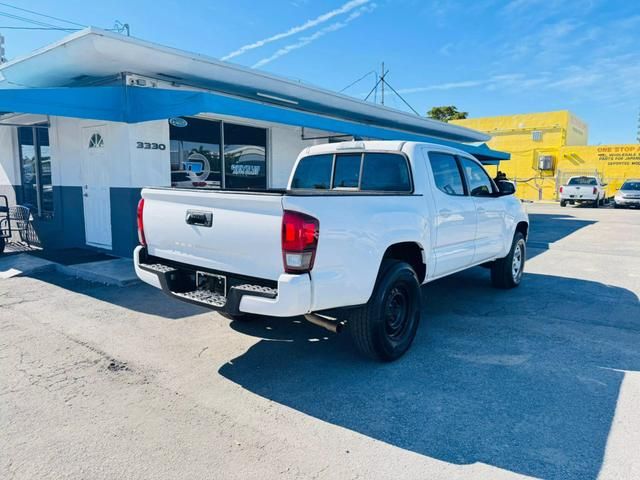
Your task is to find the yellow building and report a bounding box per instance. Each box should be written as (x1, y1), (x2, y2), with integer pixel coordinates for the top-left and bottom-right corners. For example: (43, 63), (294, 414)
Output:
(452, 111), (640, 201)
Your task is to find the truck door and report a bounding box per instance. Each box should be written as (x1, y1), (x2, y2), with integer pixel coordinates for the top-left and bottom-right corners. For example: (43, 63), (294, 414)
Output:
(423, 150), (477, 277)
(458, 157), (505, 263)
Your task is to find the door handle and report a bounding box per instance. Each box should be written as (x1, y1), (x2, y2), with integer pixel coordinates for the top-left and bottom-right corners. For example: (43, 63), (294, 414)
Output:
(185, 210), (213, 227)
(83, 193), (88, 197)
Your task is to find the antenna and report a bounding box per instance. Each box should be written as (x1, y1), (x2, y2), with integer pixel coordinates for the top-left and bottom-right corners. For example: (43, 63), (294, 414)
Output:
(381, 62), (385, 106)
(0, 33), (5, 63)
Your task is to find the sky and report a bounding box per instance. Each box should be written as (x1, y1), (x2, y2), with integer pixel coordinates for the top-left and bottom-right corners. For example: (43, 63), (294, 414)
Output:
(1, 0), (639, 144)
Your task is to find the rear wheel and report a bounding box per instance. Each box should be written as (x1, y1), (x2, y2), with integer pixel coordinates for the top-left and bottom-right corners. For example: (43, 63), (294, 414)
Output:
(560, 200), (567, 207)
(593, 197), (599, 208)
(348, 260), (421, 362)
(0, 236), (5, 254)
(491, 232), (526, 289)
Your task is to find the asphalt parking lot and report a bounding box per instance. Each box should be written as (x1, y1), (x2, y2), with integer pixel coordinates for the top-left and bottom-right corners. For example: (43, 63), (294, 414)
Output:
(1, 203), (639, 480)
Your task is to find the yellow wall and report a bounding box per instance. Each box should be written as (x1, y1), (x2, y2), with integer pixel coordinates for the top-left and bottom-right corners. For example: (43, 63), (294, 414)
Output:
(452, 110), (639, 201)
(559, 145), (640, 195)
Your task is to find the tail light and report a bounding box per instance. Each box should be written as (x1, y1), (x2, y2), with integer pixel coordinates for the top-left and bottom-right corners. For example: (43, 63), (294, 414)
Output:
(593, 187), (597, 194)
(559, 186), (563, 193)
(282, 210), (319, 273)
(137, 198), (146, 246)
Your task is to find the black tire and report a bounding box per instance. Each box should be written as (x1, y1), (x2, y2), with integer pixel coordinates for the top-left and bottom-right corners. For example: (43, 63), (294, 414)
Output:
(491, 232), (526, 289)
(0, 236), (4, 254)
(218, 312), (261, 322)
(560, 200), (567, 207)
(593, 197), (599, 208)
(348, 260), (421, 362)
(614, 203), (620, 209)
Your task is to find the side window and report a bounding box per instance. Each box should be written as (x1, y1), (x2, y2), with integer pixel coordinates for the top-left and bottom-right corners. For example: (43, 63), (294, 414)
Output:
(290, 154), (333, 189)
(361, 153), (411, 191)
(460, 157), (495, 197)
(333, 154), (361, 188)
(427, 151), (465, 196)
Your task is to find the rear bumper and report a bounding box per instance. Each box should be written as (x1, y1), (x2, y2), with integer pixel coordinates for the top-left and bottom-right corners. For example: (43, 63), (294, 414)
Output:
(133, 246), (311, 317)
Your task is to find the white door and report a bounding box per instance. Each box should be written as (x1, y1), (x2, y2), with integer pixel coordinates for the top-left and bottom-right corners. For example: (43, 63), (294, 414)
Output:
(423, 150), (477, 277)
(81, 126), (112, 249)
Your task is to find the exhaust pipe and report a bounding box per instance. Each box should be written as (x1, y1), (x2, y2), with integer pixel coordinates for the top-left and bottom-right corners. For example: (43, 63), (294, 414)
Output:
(304, 313), (345, 334)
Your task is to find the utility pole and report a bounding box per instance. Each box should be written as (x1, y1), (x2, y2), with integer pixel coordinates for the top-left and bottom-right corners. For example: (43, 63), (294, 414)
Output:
(381, 62), (385, 106)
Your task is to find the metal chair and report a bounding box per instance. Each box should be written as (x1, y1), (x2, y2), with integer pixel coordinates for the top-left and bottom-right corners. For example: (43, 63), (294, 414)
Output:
(9, 205), (32, 246)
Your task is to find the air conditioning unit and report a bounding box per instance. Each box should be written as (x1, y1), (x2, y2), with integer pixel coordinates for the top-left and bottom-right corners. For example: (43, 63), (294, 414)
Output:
(538, 155), (554, 170)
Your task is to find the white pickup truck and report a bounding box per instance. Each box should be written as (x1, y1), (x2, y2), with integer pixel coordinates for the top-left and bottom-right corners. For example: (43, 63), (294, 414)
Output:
(559, 175), (607, 207)
(134, 141), (529, 361)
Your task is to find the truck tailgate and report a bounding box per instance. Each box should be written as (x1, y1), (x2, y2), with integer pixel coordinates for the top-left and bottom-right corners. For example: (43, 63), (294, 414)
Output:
(563, 186), (595, 198)
(141, 188), (285, 280)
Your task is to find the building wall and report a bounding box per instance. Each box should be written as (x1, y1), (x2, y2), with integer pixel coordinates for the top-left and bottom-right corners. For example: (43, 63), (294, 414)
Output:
(0, 114), (325, 256)
(558, 145), (640, 194)
(0, 126), (18, 206)
(452, 111), (640, 201)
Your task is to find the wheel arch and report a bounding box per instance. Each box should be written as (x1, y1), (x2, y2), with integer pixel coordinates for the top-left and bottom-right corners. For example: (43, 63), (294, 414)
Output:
(380, 241), (426, 284)
(515, 221), (529, 241)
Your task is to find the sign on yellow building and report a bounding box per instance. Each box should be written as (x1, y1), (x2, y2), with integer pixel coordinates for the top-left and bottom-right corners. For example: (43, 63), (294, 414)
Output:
(452, 110), (640, 201)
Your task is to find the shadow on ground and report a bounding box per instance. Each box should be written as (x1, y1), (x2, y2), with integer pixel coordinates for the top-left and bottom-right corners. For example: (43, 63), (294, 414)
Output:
(220, 268), (640, 480)
(527, 213), (596, 258)
(29, 269), (207, 319)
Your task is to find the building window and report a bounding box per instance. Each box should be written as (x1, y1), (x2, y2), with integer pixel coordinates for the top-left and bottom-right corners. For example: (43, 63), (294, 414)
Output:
(532, 130), (543, 142)
(169, 117), (267, 190)
(18, 127), (53, 218)
(88, 132), (104, 148)
(223, 123), (267, 190)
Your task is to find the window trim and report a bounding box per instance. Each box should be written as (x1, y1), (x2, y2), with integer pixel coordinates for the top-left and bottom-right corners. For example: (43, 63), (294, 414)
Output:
(426, 150), (468, 197)
(17, 125), (52, 218)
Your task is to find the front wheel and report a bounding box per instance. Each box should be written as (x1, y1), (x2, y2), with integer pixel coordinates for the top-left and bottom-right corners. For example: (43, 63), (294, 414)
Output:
(348, 260), (421, 362)
(491, 232), (526, 289)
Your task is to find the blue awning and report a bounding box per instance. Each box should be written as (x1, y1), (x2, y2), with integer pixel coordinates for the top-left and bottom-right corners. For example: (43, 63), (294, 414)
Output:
(0, 85), (509, 163)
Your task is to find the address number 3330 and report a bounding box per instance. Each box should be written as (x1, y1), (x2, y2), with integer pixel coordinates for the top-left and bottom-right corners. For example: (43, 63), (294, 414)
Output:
(136, 142), (166, 150)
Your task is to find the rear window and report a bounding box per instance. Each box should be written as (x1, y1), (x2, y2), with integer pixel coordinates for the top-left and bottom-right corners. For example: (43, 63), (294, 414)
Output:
(333, 154), (361, 188)
(290, 154), (332, 189)
(290, 152), (411, 192)
(361, 153), (411, 191)
(568, 176), (597, 186)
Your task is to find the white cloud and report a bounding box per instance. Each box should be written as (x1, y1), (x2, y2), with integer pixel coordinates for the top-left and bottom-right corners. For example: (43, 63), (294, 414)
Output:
(252, 4), (376, 68)
(221, 0), (370, 61)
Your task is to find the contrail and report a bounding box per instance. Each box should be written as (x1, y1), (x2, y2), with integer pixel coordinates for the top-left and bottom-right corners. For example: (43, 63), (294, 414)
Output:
(252, 5), (374, 68)
(221, 0), (370, 61)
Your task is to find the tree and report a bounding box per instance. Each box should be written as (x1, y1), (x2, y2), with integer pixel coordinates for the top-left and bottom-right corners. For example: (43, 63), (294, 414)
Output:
(427, 106), (468, 122)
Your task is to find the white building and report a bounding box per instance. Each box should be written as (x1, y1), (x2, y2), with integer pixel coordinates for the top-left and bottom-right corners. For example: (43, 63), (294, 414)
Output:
(0, 28), (506, 257)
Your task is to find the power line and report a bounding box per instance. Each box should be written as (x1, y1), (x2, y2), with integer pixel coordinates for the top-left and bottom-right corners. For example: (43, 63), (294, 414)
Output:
(0, 2), (85, 28)
(0, 10), (62, 29)
(0, 25), (80, 31)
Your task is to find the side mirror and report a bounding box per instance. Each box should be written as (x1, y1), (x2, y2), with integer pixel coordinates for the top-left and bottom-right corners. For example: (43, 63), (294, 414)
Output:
(497, 180), (516, 195)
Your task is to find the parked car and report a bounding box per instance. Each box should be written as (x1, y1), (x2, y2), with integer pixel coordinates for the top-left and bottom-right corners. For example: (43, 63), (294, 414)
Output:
(614, 179), (640, 208)
(134, 141), (529, 361)
(559, 175), (607, 207)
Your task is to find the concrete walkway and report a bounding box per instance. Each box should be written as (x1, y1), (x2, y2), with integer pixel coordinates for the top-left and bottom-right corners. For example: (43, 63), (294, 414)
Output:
(0, 253), (138, 286)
